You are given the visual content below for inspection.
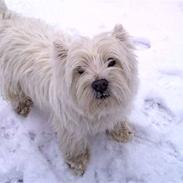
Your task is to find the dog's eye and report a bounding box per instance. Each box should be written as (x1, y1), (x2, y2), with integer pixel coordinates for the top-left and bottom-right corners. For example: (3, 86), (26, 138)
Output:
(107, 58), (116, 67)
(77, 67), (85, 75)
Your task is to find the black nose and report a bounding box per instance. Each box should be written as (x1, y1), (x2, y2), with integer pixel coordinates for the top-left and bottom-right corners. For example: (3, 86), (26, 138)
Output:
(92, 79), (109, 93)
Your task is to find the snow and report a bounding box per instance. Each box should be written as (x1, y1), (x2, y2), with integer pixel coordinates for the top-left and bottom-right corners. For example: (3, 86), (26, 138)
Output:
(1, 0), (183, 182)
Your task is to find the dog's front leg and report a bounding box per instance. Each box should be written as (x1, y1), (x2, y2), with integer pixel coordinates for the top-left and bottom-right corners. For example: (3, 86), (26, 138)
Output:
(106, 121), (134, 143)
(58, 129), (90, 176)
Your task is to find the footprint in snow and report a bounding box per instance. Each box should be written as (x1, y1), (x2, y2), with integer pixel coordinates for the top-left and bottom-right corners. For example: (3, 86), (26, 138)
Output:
(132, 37), (151, 50)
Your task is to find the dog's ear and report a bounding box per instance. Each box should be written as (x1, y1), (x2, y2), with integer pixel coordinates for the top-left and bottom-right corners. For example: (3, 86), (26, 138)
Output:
(53, 40), (68, 61)
(112, 24), (128, 42)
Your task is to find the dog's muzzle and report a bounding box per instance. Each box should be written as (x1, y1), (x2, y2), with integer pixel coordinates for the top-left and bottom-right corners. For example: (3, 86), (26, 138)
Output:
(92, 79), (110, 99)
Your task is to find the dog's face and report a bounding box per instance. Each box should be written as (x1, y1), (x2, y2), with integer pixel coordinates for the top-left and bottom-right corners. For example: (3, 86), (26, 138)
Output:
(54, 25), (137, 115)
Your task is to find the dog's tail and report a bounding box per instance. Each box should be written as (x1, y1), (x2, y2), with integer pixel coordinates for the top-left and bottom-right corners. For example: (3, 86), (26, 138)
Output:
(0, 0), (7, 17)
(0, 0), (7, 12)
(0, 0), (17, 20)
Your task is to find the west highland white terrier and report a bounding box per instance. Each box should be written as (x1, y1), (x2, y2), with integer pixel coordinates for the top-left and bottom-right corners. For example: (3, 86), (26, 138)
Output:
(0, 0), (138, 175)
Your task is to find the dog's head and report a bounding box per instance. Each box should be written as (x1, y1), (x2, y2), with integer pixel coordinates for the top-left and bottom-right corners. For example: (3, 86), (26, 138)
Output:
(53, 25), (138, 115)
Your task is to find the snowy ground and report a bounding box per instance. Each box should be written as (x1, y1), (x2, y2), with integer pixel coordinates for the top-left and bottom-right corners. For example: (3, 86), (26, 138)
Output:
(0, 0), (183, 183)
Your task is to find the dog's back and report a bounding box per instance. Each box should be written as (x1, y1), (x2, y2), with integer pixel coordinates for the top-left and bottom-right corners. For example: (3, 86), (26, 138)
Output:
(0, 0), (54, 107)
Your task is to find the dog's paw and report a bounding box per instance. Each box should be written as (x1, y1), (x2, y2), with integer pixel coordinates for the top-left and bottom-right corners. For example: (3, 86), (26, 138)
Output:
(66, 148), (90, 176)
(15, 97), (33, 117)
(106, 122), (134, 143)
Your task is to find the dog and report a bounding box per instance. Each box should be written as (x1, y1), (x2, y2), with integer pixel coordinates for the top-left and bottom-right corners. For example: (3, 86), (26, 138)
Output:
(0, 0), (138, 175)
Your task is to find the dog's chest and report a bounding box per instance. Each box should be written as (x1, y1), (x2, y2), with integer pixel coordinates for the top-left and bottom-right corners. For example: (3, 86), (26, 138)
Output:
(77, 112), (121, 135)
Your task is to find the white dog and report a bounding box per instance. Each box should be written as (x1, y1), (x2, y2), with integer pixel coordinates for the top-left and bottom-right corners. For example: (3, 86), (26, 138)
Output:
(0, 0), (138, 175)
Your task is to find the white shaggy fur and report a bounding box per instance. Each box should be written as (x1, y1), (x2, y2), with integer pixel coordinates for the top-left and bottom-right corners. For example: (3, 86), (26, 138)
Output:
(0, 0), (138, 175)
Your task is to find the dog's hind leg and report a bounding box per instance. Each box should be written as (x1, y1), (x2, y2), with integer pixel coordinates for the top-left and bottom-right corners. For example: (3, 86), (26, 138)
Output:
(8, 90), (33, 117)
(14, 95), (33, 117)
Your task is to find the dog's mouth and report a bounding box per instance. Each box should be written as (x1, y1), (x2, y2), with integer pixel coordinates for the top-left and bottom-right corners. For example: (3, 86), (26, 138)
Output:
(95, 90), (110, 99)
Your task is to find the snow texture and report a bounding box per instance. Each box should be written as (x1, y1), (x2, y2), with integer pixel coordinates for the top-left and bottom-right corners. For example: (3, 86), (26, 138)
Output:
(0, 0), (183, 183)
